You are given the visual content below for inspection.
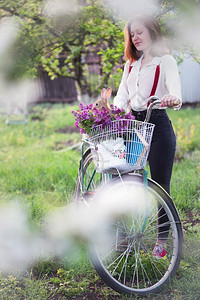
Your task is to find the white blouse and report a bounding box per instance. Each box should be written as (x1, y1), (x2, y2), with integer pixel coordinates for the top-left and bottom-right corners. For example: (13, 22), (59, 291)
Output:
(113, 54), (182, 111)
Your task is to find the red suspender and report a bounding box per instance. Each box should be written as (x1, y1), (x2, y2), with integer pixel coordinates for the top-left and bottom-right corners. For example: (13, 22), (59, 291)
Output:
(147, 64), (160, 107)
(149, 65), (160, 97)
(129, 64), (160, 107)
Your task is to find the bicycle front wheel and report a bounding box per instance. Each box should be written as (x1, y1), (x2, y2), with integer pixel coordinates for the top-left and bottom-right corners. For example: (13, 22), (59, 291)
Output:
(89, 173), (183, 296)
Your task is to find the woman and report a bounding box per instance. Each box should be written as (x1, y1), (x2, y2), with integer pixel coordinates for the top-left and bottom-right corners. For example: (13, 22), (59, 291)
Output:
(114, 14), (182, 258)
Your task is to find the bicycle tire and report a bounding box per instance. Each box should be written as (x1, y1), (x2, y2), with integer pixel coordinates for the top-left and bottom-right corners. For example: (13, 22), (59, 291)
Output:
(74, 148), (107, 206)
(89, 173), (183, 296)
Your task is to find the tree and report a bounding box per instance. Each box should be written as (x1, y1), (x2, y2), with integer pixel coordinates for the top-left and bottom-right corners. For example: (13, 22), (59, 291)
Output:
(0, 0), (199, 100)
(0, 0), (125, 98)
(40, 0), (126, 98)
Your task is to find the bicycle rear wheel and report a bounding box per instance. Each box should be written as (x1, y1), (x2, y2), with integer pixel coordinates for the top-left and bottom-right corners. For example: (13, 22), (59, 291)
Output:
(89, 173), (183, 296)
(74, 148), (108, 206)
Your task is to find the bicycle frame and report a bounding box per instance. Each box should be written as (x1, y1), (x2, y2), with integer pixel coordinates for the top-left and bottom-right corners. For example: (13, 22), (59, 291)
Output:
(78, 96), (163, 227)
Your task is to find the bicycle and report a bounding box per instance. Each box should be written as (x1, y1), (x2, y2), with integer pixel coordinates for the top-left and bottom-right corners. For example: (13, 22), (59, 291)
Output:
(74, 97), (183, 296)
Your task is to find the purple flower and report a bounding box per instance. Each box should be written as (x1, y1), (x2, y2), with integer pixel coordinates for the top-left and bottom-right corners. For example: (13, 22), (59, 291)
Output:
(71, 102), (135, 135)
(115, 115), (121, 120)
(80, 128), (86, 134)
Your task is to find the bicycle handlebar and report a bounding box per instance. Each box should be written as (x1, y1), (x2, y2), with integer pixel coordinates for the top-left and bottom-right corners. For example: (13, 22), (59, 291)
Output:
(144, 96), (180, 123)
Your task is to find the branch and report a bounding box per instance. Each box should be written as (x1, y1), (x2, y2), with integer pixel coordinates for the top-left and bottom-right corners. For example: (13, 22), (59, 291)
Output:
(156, 6), (174, 18)
(0, 5), (45, 24)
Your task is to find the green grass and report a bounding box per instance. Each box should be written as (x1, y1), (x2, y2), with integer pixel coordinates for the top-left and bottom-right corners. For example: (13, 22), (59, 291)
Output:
(168, 107), (200, 212)
(171, 151), (200, 212)
(0, 104), (199, 299)
(168, 107), (200, 159)
(0, 104), (80, 212)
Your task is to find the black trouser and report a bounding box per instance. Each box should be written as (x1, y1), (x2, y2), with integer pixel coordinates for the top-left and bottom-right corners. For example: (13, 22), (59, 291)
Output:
(132, 109), (176, 240)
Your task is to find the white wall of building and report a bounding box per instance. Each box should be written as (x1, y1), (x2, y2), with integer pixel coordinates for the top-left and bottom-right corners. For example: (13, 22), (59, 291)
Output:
(178, 55), (200, 103)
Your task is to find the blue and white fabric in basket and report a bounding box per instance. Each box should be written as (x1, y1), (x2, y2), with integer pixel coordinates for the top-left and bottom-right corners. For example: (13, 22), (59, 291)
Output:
(95, 137), (127, 172)
(126, 129), (149, 169)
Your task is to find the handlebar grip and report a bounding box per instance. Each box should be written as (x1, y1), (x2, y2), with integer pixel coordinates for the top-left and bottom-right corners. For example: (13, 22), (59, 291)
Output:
(173, 99), (181, 107)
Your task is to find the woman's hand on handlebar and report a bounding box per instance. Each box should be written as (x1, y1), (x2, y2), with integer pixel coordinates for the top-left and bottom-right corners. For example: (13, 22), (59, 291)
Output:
(160, 95), (180, 108)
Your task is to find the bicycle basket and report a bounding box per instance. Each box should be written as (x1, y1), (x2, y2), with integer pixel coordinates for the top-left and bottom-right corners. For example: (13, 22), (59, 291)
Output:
(88, 119), (155, 174)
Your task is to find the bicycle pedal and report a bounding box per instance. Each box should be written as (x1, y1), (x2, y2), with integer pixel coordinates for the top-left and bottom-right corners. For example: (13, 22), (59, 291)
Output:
(83, 191), (95, 199)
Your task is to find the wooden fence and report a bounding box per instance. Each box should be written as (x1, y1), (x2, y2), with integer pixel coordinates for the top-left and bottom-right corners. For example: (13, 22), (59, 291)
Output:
(35, 71), (78, 104)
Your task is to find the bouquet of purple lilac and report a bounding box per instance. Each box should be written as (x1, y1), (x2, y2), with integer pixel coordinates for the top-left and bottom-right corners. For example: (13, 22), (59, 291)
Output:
(72, 103), (135, 135)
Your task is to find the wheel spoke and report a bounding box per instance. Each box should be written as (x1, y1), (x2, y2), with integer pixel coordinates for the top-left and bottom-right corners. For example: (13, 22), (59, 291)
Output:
(133, 241), (141, 289)
(142, 207), (166, 232)
(140, 243), (163, 279)
(138, 248), (153, 287)
(118, 247), (132, 282)
(145, 222), (171, 235)
(110, 249), (129, 276)
(84, 174), (182, 295)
